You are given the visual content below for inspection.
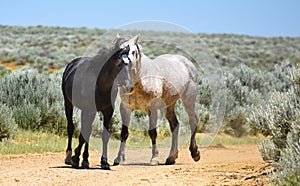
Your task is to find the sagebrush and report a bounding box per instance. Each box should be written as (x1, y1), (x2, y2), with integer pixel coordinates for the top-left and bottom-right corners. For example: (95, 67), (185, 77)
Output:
(249, 63), (300, 184)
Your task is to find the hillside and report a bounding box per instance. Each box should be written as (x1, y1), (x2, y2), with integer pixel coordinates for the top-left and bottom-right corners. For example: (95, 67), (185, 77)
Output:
(1, 25), (300, 71)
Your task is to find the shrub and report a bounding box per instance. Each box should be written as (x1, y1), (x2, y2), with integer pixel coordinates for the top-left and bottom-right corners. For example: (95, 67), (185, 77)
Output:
(249, 63), (300, 184)
(272, 122), (300, 185)
(250, 90), (299, 160)
(0, 68), (67, 135)
(221, 62), (297, 137)
(13, 102), (41, 130)
(0, 66), (10, 76)
(221, 64), (264, 136)
(259, 139), (277, 162)
(0, 103), (17, 141)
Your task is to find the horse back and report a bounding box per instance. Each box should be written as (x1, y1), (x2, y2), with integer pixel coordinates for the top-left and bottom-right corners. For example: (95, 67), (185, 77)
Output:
(156, 54), (197, 83)
(62, 57), (92, 106)
(139, 54), (198, 95)
(62, 57), (91, 84)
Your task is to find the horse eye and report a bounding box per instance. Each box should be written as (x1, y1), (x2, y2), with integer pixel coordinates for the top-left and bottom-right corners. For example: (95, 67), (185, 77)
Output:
(132, 51), (135, 55)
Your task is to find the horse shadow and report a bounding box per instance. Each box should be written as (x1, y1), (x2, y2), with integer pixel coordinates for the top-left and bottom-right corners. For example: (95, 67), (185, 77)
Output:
(50, 162), (183, 170)
(119, 162), (184, 166)
(49, 165), (111, 171)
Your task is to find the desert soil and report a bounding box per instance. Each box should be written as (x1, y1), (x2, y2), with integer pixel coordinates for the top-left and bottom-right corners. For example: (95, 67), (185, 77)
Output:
(0, 144), (273, 186)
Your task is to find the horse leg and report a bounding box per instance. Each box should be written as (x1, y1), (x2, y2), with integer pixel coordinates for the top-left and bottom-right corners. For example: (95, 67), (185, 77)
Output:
(64, 98), (74, 165)
(71, 133), (84, 168)
(165, 104), (179, 165)
(71, 110), (95, 168)
(114, 103), (131, 166)
(101, 108), (113, 170)
(188, 112), (200, 161)
(183, 94), (200, 162)
(149, 108), (159, 166)
(81, 111), (95, 168)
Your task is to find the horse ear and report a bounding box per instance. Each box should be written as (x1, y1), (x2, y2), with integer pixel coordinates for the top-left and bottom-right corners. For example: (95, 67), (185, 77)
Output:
(133, 34), (140, 44)
(116, 33), (120, 38)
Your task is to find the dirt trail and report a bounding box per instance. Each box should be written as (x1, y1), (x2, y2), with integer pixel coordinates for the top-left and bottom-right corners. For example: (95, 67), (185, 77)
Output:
(0, 145), (272, 185)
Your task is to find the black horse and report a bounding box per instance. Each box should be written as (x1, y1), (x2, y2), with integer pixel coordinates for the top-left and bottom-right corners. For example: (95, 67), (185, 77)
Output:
(62, 36), (139, 170)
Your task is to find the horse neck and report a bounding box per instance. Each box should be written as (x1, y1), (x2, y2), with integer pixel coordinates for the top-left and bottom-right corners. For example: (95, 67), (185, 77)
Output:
(96, 58), (116, 92)
(132, 53), (147, 82)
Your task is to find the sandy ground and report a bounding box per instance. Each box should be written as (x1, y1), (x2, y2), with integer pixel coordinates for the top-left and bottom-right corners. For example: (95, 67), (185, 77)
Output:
(0, 145), (273, 186)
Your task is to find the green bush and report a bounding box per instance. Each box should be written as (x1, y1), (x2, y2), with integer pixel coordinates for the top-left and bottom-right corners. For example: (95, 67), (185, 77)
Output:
(258, 139), (277, 162)
(250, 90), (299, 161)
(0, 103), (17, 141)
(220, 64), (264, 136)
(249, 64), (300, 184)
(0, 66), (10, 76)
(272, 122), (300, 185)
(13, 102), (41, 130)
(0, 68), (67, 135)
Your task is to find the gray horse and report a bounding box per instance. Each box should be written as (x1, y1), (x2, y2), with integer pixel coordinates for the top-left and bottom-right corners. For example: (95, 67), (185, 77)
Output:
(114, 37), (200, 166)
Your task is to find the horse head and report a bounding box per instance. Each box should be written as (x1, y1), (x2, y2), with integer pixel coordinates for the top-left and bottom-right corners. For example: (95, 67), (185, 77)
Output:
(109, 44), (133, 93)
(114, 35), (141, 93)
(118, 34), (142, 76)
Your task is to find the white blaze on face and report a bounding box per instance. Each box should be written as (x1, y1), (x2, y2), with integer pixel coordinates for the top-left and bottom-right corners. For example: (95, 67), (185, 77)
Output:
(128, 44), (138, 62)
(122, 56), (130, 64)
(120, 44), (138, 66)
(120, 35), (140, 69)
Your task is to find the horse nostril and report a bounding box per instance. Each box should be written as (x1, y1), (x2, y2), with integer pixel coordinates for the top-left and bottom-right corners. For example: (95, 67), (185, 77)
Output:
(129, 86), (134, 93)
(126, 84), (134, 93)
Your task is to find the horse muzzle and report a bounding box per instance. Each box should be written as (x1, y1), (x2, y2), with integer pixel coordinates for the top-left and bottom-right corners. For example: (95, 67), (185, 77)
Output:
(121, 80), (134, 93)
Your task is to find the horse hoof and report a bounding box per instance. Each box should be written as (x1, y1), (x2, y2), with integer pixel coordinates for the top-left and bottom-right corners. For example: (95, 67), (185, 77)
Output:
(65, 150), (72, 165)
(165, 151), (178, 165)
(165, 157), (176, 165)
(71, 156), (80, 168)
(113, 158), (121, 166)
(113, 161), (119, 166)
(81, 160), (90, 169)
(101, 164), (111, 170)
(150, 157), (159, 166)
(113, 154), (125, 166)
(192, 150), (201, 162)
(101, 157), (110, 170)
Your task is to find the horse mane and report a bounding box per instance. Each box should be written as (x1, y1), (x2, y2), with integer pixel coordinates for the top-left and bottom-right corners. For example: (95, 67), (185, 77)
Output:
(92, 37), (128, 64)
(112, 36), (142, 73)
(114, 37), (127, 48)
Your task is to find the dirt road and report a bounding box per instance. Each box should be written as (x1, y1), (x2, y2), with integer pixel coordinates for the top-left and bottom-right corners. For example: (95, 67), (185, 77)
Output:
(0, 145), (272, 185)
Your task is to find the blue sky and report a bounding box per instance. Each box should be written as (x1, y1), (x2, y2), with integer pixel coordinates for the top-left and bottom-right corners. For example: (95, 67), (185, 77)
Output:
(1, 0), (299, 37)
